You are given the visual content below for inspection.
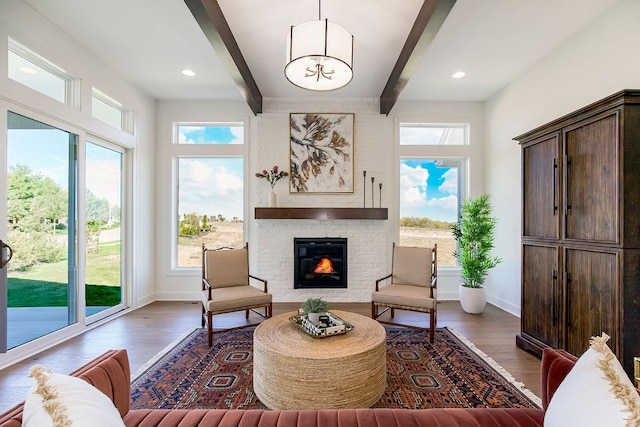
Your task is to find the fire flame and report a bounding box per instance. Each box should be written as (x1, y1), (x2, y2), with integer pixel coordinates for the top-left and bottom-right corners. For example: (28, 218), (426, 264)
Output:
(314, 257), (334, 274)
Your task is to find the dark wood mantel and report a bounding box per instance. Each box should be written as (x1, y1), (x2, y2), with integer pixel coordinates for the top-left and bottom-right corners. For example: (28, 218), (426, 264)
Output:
(254, 207), (388, 220)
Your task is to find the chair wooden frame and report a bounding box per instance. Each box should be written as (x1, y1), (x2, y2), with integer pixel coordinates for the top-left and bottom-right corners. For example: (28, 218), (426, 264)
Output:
(371, 243), (438, 342)
(201, 243), (273, 347)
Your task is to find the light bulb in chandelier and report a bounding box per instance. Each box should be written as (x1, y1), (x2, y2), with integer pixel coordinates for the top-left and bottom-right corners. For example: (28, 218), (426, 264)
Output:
(305, 57), (336, 82)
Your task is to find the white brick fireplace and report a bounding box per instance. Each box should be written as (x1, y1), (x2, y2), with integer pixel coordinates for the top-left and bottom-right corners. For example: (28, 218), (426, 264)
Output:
(248, 99), (392, 303)
(253, 218), (387, 303)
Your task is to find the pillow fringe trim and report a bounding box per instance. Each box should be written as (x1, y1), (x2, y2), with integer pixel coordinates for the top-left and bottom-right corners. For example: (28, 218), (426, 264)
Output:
(590, 333), (640, 427)
(28, 365), (72, 427)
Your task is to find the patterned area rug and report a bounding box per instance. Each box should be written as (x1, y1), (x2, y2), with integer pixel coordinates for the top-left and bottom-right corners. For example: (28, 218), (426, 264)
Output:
(130, 327), (540, 410)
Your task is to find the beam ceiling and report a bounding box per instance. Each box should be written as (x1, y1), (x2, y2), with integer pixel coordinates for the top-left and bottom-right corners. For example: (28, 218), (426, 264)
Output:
(380, 0), (456, 115)
(184, 0), (262, 115)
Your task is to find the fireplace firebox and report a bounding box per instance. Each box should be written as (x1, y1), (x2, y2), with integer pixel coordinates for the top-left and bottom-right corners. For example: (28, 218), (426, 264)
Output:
(294, 238), (347, 289)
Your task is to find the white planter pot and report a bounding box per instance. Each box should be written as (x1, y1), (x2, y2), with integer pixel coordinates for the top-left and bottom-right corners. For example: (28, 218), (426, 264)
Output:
(307, 312), (321, 324)
(459, 285), (487, 314)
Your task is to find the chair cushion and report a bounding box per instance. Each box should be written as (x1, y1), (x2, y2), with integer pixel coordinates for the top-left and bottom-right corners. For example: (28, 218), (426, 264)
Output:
(372, 284), (435, 310)
(392, 246), (432, 287)
(203, 286), (272, 313)
(205, 248), (249, 288)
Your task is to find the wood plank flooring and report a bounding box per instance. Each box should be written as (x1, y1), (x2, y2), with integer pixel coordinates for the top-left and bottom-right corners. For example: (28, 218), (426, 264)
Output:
(0, 301), (541, 413)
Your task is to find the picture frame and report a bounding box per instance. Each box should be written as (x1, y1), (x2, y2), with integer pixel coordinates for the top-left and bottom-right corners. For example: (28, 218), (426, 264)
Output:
(289, 113), (354, 193)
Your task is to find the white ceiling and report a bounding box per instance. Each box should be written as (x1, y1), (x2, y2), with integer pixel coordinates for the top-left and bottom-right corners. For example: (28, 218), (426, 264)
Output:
(23, 0), (621, 106)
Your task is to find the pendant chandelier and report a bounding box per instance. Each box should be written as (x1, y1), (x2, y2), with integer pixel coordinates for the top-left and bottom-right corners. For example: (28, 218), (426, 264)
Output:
(285, 0), (354, 91)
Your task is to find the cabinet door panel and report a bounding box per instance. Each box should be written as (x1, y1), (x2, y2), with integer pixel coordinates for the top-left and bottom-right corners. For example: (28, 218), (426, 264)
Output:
(522, 244), (559, 348)
(523, 135), (560, 239)
(565, 249), (617, 357)
(564, 113), (618, 243)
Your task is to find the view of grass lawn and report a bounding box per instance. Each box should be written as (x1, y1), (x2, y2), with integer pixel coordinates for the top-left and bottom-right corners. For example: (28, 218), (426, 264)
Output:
(8, 242), (121, 307)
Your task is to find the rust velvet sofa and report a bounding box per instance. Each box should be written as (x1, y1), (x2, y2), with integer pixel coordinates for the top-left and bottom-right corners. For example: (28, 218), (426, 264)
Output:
(0, 347), (576, 427)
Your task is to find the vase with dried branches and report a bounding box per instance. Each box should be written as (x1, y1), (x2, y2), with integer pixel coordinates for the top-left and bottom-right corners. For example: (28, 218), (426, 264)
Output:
(255, 165), (288, 207)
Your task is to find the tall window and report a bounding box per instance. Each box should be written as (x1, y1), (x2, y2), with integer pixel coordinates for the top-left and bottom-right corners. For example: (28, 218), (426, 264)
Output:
(398, 123), (470, 267)
(174, 123), (245, 268)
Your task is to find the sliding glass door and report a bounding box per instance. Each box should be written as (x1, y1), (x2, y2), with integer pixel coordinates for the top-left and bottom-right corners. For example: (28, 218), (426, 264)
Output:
(1, 110), (128, 352)
(85, 141), (124, 319)
(4, 111), (77, 349)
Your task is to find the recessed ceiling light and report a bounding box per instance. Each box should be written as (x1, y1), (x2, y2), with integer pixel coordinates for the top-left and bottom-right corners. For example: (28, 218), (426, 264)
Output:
(452, 71), (466, 79)
(182, 69), (196, 77)
(20, 67), (37, 74)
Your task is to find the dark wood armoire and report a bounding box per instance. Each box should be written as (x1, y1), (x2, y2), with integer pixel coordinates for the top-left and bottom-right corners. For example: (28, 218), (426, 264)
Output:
(514, 89), (640, 380)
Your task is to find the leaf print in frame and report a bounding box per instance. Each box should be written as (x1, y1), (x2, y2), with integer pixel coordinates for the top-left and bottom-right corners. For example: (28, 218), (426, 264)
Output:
(289, 113), (354, 193)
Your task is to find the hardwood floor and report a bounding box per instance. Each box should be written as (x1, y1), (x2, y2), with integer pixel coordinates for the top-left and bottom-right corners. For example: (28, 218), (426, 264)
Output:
(0, 300), (541, 413)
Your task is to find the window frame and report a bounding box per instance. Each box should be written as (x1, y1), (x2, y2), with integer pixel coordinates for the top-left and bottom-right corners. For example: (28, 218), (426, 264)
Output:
(396, 121), (474, 269)
(8, 38), (79, 106)
(399, 123), (469, 146)
(170, 122), (248, 271)
(91, 88), (133, 134)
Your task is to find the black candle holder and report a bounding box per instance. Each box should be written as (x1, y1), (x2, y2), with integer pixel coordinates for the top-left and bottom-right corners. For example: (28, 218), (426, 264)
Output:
(362, 171), (367, 208)
(371, 177), (375, 208)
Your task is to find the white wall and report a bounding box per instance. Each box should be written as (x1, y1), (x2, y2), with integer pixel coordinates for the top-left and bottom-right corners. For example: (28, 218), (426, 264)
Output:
(154, 97), (484, 303)
(0, 0), (156, 364)
(154, 99), (253, 300)
(484, 0), (640, 315)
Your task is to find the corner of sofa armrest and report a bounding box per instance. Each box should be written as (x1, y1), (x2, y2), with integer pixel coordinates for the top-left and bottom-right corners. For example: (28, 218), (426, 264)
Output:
(73, 349), (131, 418)
(540, 348), (577, 411)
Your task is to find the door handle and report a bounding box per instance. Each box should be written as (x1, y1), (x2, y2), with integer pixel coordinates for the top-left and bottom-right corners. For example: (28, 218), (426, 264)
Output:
(0, 240), (13, 269)
(553, 158), (558, 216)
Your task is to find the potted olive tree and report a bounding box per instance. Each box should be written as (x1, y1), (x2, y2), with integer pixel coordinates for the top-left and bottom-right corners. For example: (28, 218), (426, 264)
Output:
(450, 194), (502, 314)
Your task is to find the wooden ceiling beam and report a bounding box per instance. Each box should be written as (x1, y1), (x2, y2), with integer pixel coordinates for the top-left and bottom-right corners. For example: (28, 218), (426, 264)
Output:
(184, 0), (262, 115)
(379, 0), (456, 115)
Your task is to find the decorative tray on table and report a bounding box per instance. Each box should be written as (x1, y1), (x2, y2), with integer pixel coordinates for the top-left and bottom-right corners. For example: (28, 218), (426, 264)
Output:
(289, 311), (354, 338)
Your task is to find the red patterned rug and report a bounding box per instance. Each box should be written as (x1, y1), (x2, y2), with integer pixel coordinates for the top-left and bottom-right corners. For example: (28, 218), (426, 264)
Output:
(130, 327), (540, 410)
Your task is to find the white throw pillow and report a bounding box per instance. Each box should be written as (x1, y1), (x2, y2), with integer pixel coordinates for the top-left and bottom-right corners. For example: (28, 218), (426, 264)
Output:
(22, 365), (125, 427)
(544, 333), (640, 427)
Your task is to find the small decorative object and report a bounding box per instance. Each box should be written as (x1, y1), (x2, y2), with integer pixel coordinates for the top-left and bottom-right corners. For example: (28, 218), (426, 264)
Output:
(450, 194), (502, 314)
(289, 113), (354, 193)
(363, 170), (367, 207)
(289, 311), (354, 338)
(370, 177), (374, 208)
(255, 165), (288, 207)
(301, 297), (329, 324)
(379, 183), (382, 208)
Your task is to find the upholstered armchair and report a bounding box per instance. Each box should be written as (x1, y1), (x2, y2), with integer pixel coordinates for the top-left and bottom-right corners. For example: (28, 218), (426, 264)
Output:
(201, 243), (272, 346)
(371, 243), (438, 342)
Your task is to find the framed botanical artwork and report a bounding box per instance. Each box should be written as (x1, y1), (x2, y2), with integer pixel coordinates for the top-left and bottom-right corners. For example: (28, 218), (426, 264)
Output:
(289, 113), (354, 193)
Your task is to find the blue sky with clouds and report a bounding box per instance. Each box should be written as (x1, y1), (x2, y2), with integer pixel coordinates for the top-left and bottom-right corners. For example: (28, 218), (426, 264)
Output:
(177, 125), (244, 219)
(400, 160), (458, 222)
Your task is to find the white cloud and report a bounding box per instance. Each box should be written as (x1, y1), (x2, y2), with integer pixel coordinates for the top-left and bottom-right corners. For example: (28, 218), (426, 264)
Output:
(400, 163), (428, 191)
(177, 126), (202, 144)
(439, 168), (458, 194)
(86, 158), (122, 205)
(426, 194), (459, 222)
(229, 126), (243, 143)
(401, 187), (426, 207)
(179, 159), (243, 218)
(400, 163), (429, 208)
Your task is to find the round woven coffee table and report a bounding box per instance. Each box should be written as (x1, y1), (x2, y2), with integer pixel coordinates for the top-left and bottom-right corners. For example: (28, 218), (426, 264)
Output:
(253, 310), (386, 410)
